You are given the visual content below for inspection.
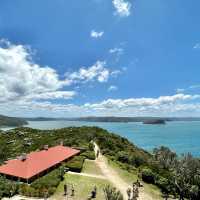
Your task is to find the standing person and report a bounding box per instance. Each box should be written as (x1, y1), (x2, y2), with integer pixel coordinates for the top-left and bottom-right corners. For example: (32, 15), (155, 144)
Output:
(64, 184), (67, 196)
(127, 187), (132, 200)
(96, 150), (100, 158)
(94, 185), (97, 197)
(71, 184), (75, 196)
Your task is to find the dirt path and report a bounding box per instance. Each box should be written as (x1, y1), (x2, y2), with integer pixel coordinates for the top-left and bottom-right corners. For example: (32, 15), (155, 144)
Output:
(67, 171), (106, 180)
(94, 142), (155, 200)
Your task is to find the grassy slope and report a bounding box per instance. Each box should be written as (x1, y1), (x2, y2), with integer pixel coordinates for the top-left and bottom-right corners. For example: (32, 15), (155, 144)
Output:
(82, 160), (103, 176)
(53, 174), (110, 200)
(108, 160), (162, 200)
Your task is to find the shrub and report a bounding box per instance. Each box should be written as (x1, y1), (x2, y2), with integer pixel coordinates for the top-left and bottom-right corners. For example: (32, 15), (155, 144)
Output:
(155, 176), (170, 193)
(65, 156), (85, 172)
(0, 176), (18, 198)
(19, 167), (64, 198)
(141, 168), (156, 184)
(103, 185), (123, 200)
(81, 150), (96, 160)
(88, 142), (94, 151)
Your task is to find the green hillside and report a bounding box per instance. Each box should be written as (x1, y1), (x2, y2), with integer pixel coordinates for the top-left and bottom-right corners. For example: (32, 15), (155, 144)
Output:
(0, 115), (28, 127)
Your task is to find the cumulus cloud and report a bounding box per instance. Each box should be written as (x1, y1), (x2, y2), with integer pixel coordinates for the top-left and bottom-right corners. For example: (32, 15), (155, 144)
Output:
(2, 93), (200, 117)
(90, 30), (104, 38)
(26, 91), (76, 100)
(112, 0), (131, 17)
(84, 94), (199, 110)
(66, 61), (111, 83)
(0, 41), (74, 103)
(0, 40), (117, 105)
(2, 39), (200, 117)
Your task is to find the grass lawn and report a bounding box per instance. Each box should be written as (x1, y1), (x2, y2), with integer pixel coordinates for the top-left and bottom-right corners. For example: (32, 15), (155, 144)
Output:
(52, 173), (111, 200)
(82, 159), (103, 175)
(108, 159), (163, 200)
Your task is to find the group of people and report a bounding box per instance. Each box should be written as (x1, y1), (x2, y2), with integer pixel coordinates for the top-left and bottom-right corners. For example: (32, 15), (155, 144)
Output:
(127, 180), (141, 200)
(64, 184), (75, 197)
(64, 184), (97, 199)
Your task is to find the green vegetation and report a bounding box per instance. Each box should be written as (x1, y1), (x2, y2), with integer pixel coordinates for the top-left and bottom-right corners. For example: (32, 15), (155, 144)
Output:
(103, 185), (123, 200)
(64, 155), (85, 172)
(0, 115), (27, 127)
(0, 126), (150, 166)
(107, 159), (162, 200)
(18, 167), (64, 197)
(149, 146), (200, 200)
(82, 160), (103, 175)
(0, 126), (199, 199)
(81, 150), (96, 160)
(53, 173), (111, 200)
(0, 176), (18, 199)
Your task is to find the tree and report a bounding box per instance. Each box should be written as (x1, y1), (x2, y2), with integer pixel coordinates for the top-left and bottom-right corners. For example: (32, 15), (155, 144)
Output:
(153, 146), (177, 170)
(173, 153), (200, 200)
(103, 185), (123, 200)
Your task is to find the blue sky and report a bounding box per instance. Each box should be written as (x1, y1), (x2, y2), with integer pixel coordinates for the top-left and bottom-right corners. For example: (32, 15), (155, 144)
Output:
(0, 0), (200, 117)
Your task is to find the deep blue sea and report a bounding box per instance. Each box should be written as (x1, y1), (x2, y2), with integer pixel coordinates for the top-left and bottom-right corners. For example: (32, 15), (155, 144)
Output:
(1, 121), (200, 157)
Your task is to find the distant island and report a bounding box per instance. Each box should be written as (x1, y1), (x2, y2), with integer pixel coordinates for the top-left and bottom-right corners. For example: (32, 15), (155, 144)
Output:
(143, 119), (166, 125)
(2, 115), (200, 127)
(0, 115), (28, 127)
(24, 116), (200, 123)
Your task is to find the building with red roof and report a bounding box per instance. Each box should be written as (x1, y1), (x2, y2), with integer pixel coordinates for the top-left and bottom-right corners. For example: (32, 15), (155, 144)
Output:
(0, 145), (80, 183)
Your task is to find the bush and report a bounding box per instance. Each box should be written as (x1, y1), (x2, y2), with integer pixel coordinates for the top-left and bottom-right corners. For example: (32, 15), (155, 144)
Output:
(19, 167), (64, 198)
(141, 168), (156, 184)
(155, 176), (170, 193)
(103, 185), (123, 200)
(81, 150), (96, 160)
(65, 156), (85, 172)
(0, 176), (18, 198)
(88, 142), (94, 151)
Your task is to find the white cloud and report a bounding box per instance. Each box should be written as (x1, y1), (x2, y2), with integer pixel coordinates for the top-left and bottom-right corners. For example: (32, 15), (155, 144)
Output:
(189, 85), (200, 89)
(2, 40), (200, 117)
(112, 0), (131, 17)
(1, 93), (200, 117)
(176, 84), (200, 93)
(66, 61), (114, 83)
(109, 48), (124, 55)
(0, 41), (73, 103)
(0, 40), (117, 105)
(111, 70), (122, 77)
(193, 43), (200, 49)
(108, 85), (118, 92)
(26, 91), (76, 100)
(176, 88), (185, 93)
(90, 30), (104, 38)
(84, 94), (198, 110)
(109, 48), (124, 62)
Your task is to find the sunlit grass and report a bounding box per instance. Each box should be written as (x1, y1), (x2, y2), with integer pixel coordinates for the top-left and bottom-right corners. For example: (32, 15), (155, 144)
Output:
(108, 159), (163, 200)
(53, 173), (111, 200)
(82, 159), (103, 175)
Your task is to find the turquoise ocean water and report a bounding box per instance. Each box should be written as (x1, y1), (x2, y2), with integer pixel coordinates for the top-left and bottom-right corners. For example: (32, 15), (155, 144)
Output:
(2, 121), (200, 157)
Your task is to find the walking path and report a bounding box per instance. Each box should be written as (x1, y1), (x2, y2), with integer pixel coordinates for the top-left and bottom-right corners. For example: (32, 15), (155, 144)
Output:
(93, 142), (155, 200)
(94, 143), (129, 199)
(67, 171), (106, 180)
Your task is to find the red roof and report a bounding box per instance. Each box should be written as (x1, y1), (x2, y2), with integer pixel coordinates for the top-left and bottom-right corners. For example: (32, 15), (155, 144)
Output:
(0, 145), (80, 179)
